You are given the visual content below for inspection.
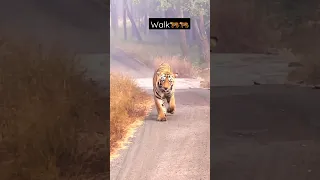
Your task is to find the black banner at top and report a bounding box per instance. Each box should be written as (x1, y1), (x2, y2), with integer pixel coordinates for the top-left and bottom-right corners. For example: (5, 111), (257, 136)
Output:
(149, 18), (191, 30)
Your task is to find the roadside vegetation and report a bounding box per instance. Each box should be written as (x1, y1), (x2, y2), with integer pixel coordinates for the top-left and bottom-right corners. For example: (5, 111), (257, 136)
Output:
(110, 73), (153, 158)
(0, 37), (108, 180)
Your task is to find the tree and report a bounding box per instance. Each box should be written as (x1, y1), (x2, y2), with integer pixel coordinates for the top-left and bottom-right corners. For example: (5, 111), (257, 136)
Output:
(156, 0), (210, 61)
(123, 0), (143, 41)
(184, 0), (210, 64)
(123, 0), (127, 40)
(176, 2), (188, 57)
(110, 0), (119, 35)
(144, 0), (149, 35)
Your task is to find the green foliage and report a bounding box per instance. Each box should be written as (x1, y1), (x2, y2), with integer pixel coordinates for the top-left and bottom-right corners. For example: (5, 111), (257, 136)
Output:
(134, 0), (209, 16)
(181, 0), (209, 16)
(132, 0), (140, 4)
(157, 0), (173, 10)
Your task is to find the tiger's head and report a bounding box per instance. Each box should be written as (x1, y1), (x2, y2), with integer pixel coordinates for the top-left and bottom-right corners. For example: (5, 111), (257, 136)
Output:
(156, 71), (178, 94)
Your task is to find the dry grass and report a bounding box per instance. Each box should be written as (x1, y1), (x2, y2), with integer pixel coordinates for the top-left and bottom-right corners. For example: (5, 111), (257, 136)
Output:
(198, 68), (211, 88)
(279, 48), (320, 85)
(153, 56), (199, 78)
(110, 73), (152, 157)
(0, 38), (108, 180)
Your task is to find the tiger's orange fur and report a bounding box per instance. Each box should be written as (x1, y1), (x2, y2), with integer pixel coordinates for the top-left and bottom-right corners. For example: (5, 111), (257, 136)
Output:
(153, 63), (178, 121)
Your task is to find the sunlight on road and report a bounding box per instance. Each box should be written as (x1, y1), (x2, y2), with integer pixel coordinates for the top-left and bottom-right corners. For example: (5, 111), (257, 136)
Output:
(135, 78), (202, 90)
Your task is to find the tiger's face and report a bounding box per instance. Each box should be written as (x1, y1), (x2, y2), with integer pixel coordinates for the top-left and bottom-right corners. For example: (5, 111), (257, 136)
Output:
(157, 72), (178, 94)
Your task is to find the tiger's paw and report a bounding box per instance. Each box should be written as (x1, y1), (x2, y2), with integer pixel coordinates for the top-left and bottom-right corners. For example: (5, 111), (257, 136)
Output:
(157, 113), (167, 121)
(167, 107), (175, 114)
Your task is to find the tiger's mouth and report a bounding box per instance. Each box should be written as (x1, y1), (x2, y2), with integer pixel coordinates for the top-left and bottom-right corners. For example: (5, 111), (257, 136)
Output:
(160, 85), (172, 93)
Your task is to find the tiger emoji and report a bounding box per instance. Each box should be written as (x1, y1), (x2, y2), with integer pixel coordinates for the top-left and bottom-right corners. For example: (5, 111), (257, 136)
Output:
(170, 22), (180, 28)
(179, 22), (189, 28)
(153, 63), (178, 121)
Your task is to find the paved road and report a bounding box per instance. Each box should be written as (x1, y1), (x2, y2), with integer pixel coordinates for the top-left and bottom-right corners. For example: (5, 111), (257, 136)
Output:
(110, 50), (211, 180)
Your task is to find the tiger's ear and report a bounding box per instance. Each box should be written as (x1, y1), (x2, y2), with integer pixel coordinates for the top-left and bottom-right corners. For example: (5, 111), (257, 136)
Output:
(174, 73), (178, 78)
(157, 72), (161, 76)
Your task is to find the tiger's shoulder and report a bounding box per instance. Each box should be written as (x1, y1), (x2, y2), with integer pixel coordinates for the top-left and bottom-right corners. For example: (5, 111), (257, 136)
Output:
(154, 62), (172, 75)
(154, 62), (178, 78)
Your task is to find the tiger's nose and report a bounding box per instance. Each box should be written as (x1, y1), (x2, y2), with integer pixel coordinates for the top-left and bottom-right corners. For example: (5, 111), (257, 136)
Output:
(164, 87), (168, 90)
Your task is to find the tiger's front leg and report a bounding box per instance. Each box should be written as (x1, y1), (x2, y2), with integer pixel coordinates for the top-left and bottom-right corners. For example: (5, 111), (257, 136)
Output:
(167, 94), (176, 114)
(154, 97), (167, 121)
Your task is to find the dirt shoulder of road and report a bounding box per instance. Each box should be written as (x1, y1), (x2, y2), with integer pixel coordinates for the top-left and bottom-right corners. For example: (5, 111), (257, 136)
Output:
(110, 73), (153, 159)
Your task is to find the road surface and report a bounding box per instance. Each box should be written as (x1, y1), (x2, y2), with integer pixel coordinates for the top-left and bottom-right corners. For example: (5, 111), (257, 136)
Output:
(111, 49), (320, 180)
(110, 48), (211, 180)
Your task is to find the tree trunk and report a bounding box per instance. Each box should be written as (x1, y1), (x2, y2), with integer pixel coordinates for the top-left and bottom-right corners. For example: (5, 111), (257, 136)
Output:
(144, 13), (148, 35)
(194, 15), (210, 65)
(144, 0), (149, 35)
(188, 24), (194, 46)
(192, 19), (203, 56)
(123, 0), (127, 40)
(130, 0), (135, 37)
(111, 0), (118, 35)
(163, 10), (168, 44)
(177, 6), (188, 58)
(124, 1), (142, 41)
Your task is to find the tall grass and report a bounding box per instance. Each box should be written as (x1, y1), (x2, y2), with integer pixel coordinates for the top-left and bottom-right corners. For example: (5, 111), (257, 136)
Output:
(0, 37), (108, 179)
(110, 73), (152, 157)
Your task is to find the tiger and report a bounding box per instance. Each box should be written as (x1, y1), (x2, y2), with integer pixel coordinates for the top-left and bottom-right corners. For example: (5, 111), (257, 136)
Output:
(153, 63), (178, 121)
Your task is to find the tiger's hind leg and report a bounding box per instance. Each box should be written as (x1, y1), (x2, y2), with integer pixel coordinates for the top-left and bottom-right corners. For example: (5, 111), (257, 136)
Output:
(154, 97), (167, 121)
(166, 94), (176, 114)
